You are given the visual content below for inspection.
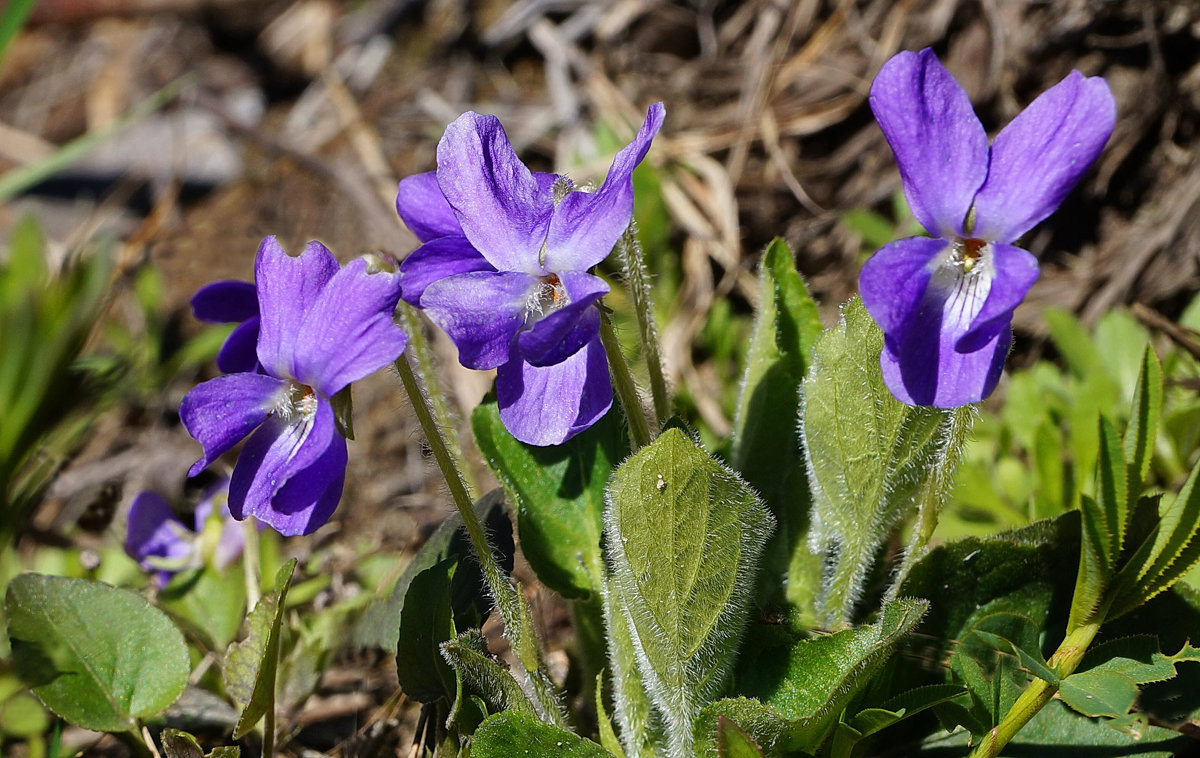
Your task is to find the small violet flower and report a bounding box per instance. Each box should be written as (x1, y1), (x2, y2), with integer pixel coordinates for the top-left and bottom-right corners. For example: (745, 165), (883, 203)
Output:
(396, 103), (665, 446)
(125, 480), (244, 586)
(192, 280), (260, 374)
(180, 237), (407, 536)
(860, 49), (1115, 407)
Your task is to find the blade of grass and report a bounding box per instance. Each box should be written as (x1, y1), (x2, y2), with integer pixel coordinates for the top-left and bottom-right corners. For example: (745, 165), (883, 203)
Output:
(0, 74), (195, 202)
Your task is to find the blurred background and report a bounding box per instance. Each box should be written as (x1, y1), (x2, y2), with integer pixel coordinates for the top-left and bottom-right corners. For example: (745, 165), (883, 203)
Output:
(1, 0), (1199, 754)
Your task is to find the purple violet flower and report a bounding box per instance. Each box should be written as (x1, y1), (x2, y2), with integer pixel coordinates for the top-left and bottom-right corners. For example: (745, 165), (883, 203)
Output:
(396, 103), (665, 446)
(192, 280), (261, 374)
(125, 481), (245, 586)
(859, 49), (1115, 407)
(180, 237), (407, 535)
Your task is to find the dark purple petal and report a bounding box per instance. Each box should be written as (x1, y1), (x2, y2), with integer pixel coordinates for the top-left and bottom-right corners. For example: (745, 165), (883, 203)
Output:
(291, 257), (407, 397)
(876, 259), (1013, 407)
(496, 336), (612, 446)
(436, 112), (553, 274)
(956, 243), (1040, 352)
(859, 236), (948, 341)
(399, 236), (495, 306)
(421, 271), (535, 370)
(869, 49), (988, 237)
(192, 280), (257, 323)
(396, 172), (464, 242)
(972, 71), (1116, 242)
(543, 103), (665, 271)
(880, 325), (1010, 408)
(180, 373), (286, 477)
(255, 238), (340, 379)
(126, 492), (193, 585)
(516, 271), (608, 366)
(216, 316), (261, 374)
(227, 397), (346, 536)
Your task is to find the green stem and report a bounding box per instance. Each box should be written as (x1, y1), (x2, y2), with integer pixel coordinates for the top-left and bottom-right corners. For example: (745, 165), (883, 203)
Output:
(616, 227), (669, 428)
(968, 615), (1104, 758)
(600, 311), (652, 450)
(399, 304), (479, 499)
(394, 353), (565, 726)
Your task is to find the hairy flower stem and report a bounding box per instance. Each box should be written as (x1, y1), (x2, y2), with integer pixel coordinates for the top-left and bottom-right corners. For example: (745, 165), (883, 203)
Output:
(394, 353), (565, 726)
(887, 405), (974, 600)
(616, 227), (669, 428)
(969, 610), (1107, 758)
(399, 304), (479, 499)
(600, 311), (653, 450)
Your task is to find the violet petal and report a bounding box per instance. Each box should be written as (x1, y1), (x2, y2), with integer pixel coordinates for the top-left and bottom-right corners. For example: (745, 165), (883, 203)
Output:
(516, 270), (608, 366)
(216, 316), (261, 375)
(543, 103), (665, 271)
(399, 236), (495, 306)
(881, 324), (1011, 408)
(291, 257), (407, 397)
(859, 236), (948, 342)
(956, 243), (1040, 352)
(396, 171), (464, 242)
(421, 270), (535, 370)
(436, 112), (553, 274)
(869, 49), (988, 237)
(180, 373), (286, 477)
(126, 492), (192, 578)
(227, 396), (343, 533)
(192, 280), (257, 323)
(972, 71), (1116, 243)
(255, 238), (340, 379)
(496, 336), (612, 446)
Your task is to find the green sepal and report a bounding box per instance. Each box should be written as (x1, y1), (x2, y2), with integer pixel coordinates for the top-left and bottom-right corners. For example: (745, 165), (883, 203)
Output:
(440, 630), (539, 719)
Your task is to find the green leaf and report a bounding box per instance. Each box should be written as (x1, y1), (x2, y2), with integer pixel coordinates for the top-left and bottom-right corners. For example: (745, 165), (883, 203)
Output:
(693, 699), (787, 758)
(950, 611), (1046, 725)
(716, 715), (766, 758)
(5, 574), (188, 732)
(440, 630), (538, 718)
(1095, 416), (1129, 569)
(161, 729), (204, 758)
(472, 397), (625, 598)
(920, 699), (1186, 756)
(594, 672), (627, 758)
(1059, 670), (1139, 718)
(730, 239), (822, 601)
(159, 564), (247, 651)
(469, 711), (613, 757)
(395, 558), (458, 703)
(734, 599), (927, 752)
(354, 489), (513, 651)
(604, 428), (774, 758)
(1123, 348), (1162, 491)
(1115, 456), (1200, 616)
(223, 558), (296, 739)
(800, 297), (957, 625)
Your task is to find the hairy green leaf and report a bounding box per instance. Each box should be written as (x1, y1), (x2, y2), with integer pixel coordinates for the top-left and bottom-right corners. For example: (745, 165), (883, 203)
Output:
(1059, 670), (1139, 718)
(473, 398), (625, 598)
(5, 574), (188, 732)
(734, 599), (927, 752)
(440, 630), (538, 718)
(730, 238), (822, 608)
(469, 711), (612, 757)
(801, 297), (957, 625)
(395, 558), (458, 703)
(604, 428), (774, 758)
(716, 715), (766, 758)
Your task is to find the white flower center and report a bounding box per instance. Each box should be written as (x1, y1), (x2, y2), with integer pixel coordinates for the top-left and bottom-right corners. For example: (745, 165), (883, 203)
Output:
(524, 273), (569, 326)
(274, 383), (318, 423)
(930, 237), (993, 331)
